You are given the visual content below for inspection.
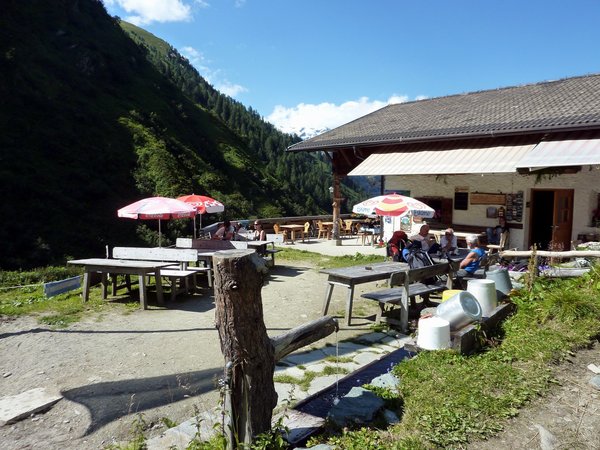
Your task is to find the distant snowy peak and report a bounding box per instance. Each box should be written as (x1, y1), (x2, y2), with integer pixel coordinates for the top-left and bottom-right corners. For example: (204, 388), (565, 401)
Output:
(293, 126), (330, 140)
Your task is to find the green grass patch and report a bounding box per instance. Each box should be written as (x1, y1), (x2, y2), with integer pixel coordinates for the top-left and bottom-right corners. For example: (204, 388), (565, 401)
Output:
(276, 247), (383, 269)
(311, 265), (600, 449)
(0, 267), (141, 325)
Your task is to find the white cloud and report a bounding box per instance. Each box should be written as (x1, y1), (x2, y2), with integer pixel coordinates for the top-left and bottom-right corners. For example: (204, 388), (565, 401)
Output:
(180, 46), (207, 69)
(217, 81), (248, 97)
(267, 95), (410, 136)
(104, 0), (193, 25)
(179, 46), (248, 99)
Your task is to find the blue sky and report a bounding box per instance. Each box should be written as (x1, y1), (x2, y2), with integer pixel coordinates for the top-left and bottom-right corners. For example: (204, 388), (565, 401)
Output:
(102, 0), (600, 136)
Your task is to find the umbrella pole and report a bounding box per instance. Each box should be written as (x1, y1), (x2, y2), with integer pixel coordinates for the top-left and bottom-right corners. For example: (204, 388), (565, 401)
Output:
(158, 219), (162, 247)
(193, 216), (197, 239)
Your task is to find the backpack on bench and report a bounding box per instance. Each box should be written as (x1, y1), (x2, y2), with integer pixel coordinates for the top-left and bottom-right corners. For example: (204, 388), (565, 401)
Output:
(405, 243), (439, 285)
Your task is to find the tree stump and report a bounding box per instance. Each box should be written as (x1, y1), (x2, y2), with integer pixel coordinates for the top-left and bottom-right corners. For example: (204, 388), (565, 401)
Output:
(213, 249), (275, 448)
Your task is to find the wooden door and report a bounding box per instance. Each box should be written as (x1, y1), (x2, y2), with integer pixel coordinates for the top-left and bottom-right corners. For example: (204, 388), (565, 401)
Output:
(552, 189), (573, 250)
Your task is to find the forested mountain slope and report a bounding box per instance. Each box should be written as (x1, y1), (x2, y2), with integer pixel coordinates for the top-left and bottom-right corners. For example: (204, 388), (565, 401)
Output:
(0, 0), (362, 269)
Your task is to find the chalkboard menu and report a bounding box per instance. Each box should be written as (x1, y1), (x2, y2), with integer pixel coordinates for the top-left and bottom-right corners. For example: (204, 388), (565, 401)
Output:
(506, 191), (524, 222)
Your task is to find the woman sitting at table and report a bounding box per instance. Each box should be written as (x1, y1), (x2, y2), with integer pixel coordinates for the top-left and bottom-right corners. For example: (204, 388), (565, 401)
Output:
(252, 220), (266, 241)
(456, 235), (486, 287)
(212, 220), (236, 241)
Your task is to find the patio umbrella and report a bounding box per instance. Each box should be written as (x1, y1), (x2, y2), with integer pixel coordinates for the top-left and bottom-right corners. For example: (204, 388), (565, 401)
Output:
(177, 194), (225, 237)
(118, 196), (196, 247)
(353, 193), (435, 243)
(353, 194), (435, 218)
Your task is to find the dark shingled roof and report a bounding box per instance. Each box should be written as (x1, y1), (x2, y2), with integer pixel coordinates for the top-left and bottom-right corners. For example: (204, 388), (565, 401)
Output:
(288, 74), (600, 152)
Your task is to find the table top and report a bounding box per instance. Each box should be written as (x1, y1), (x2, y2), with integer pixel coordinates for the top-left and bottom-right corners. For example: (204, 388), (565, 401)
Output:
(320, 261), (408, 284)
(280, 224), (305, 229)
(68, 258), (171, 269)
(430, 229), (485, 238)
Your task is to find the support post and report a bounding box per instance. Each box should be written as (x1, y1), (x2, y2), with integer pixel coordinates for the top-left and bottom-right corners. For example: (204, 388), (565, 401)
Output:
(331, 174), (342, 246)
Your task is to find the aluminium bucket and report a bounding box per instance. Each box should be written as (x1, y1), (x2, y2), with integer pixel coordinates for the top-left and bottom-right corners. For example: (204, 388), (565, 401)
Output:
(467, 279), (497, 317)
(435, 291), (482, 330)
(486, 268), (513, 300)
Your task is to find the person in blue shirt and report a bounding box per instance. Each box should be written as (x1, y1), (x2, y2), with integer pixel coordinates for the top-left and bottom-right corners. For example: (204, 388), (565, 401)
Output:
(456, 235), (486, 287)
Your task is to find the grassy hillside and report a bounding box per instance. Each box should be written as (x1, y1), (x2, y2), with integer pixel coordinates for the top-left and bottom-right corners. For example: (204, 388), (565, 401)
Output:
(0, 0), (361, 269)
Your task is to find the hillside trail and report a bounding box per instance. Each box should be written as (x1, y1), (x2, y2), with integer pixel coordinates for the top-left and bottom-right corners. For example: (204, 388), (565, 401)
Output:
(0, 260), (599, 449)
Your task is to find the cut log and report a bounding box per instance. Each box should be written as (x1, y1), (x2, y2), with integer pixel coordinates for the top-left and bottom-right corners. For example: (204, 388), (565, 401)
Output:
(213, 249), (274, 448)
(271, 315), (339, 361)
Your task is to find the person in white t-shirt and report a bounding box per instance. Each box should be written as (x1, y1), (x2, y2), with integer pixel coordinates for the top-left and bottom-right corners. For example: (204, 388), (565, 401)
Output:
(212, 220), (236, 240)
(440, 228), (458, 255)
(409, 224), (441, 254)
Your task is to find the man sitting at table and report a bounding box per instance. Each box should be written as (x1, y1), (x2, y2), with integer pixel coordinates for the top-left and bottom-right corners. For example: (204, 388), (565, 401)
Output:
(212, 220), (236, 240)
(440, 228), (458, 255)
(409, 224), (441, 255)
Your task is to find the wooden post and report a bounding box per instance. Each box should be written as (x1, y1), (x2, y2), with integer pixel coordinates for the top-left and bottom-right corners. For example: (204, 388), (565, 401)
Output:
(214, 249), (339, 448)
(332, 174), (341, 244)
(214, 249), (275, 448)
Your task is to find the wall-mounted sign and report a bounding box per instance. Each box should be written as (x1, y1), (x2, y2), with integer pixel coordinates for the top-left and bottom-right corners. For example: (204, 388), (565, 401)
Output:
(470, 193), (507, 205)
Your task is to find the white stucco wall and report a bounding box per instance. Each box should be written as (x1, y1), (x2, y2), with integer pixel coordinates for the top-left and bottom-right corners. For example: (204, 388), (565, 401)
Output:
(383, 166), (600, 249)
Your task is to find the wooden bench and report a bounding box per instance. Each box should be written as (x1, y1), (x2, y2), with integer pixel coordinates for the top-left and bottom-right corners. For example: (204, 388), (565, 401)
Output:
(361, 262), (453, 332)
(176, 238), (279, 267)
(112, 247), (208, 301)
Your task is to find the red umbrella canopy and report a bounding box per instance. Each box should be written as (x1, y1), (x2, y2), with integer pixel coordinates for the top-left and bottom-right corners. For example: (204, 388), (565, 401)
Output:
(373, 193), (435, 217)
(177, 194), (224, 214)
(117, 197), (196, 220)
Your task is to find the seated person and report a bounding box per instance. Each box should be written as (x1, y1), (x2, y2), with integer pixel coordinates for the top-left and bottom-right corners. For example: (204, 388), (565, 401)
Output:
(456, 235), (486, 287)
(387, 230), (410, 262)
(409, 224), (441, 255)
(486, 217), (507, 245)
(212, 220), (236, 241)
(440, 228), (458, 255)
(252, 220), (266, 241)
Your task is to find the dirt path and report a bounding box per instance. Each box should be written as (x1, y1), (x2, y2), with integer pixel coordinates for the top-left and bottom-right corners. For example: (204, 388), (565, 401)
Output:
(1, 259), (599, 449)
(0, 261), (381, 449)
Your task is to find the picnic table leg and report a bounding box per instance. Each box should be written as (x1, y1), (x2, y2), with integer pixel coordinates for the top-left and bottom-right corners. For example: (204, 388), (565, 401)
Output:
(111, 274), (117, 296)
(155, 269), (164, 306)
(138, 274), (148, 309)
(321, 282), (334, 316)
(82, 271), (91, 302)
(207, 263), (213, 287)
(401, 286), (409, 333)
(345, 285), (355, 326)
(101, 273), (108, 299)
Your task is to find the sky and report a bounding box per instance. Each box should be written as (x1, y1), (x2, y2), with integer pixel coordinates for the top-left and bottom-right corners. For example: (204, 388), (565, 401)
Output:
(102, 0), (600, 137)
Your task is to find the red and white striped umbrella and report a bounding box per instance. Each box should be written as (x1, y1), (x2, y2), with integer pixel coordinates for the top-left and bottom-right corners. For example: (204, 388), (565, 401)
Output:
(177, 194), (225, 237)
(118, 196), (196, 246)
(177, 194), (224, 214)
(353, 193), (435, 218)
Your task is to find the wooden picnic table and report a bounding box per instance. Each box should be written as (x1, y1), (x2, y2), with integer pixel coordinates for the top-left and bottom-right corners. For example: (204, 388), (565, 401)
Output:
(320, 261), (408, 325)
(280, 224), (305, 243)
(67, 258), (170, 309)
(429, 229), (486, 244)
